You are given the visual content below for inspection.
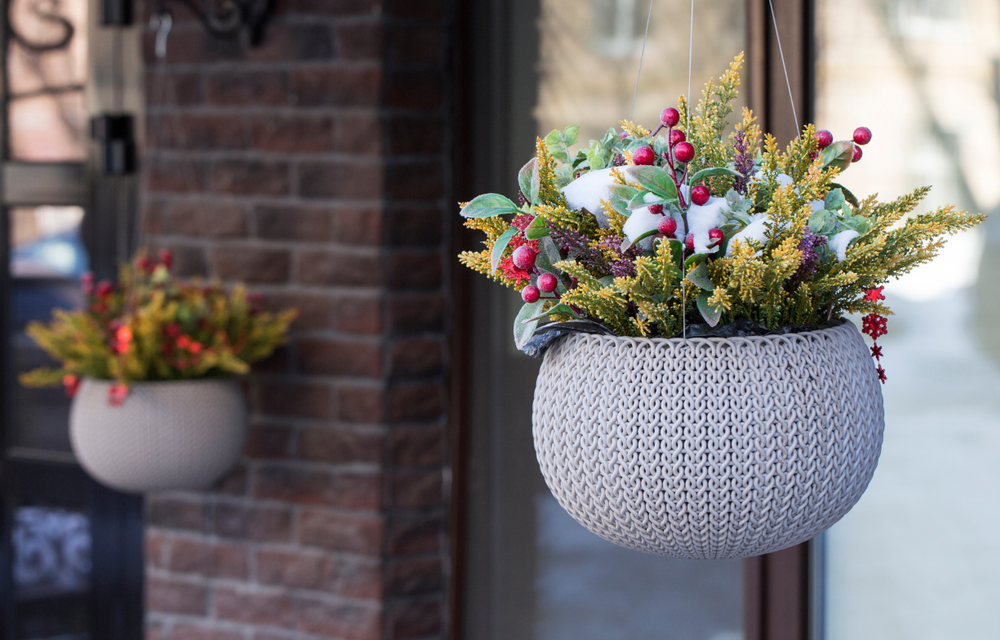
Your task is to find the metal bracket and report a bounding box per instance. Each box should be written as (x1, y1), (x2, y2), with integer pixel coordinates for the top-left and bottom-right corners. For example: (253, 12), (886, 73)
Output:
(152, 0), (275, 47)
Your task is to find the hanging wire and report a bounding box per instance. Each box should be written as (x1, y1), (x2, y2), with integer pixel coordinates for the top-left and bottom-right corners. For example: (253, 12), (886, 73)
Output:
(629, 0), (655, 121)
(767, 0), (800, 133)
(681, 0), (695, 339)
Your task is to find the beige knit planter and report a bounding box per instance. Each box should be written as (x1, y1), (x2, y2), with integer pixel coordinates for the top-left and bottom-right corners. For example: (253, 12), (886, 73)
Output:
(532, 321), (884, 559)
(70, 378), (247, 494)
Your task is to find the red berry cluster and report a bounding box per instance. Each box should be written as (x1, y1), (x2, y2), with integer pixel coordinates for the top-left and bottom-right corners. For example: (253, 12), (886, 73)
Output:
(640, 107), (723, 249)
(503, 225), (561, 304)
(815, 126), (872, 163)
(861, 286), (887, 384)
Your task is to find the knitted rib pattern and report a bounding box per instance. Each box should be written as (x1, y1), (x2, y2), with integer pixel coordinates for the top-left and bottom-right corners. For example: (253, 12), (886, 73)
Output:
(531, 321), (884, 559)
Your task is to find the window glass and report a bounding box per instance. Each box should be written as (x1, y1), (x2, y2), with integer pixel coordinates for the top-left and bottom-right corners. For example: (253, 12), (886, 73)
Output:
(466, 1), (747, 638)
(7, 0), (89, 160)
(10, 205), (88, 452)
(815, 0), (1000, 636)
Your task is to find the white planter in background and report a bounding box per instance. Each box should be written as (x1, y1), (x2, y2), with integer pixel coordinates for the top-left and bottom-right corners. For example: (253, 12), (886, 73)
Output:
(70, 378), (247, 494)
(532, 321), (885, 559)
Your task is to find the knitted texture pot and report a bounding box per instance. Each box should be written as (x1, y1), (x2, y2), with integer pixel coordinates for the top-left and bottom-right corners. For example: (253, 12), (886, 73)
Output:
(70, 378), (247, 493)
(531, 321), (884, 559)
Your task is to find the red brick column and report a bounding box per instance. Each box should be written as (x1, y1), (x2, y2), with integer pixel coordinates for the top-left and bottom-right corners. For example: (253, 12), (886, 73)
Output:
(141, 2), (454, 638)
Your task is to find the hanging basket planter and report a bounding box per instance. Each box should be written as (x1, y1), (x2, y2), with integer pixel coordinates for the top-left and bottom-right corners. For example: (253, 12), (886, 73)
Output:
(19, 252), (296, 495)
(457, 53), (983, 557)
(70, 378), (248, 494)
(532, 321), (884, 559)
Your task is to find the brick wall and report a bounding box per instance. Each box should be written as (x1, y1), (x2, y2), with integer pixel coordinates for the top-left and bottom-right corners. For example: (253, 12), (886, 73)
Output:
(141, 1), (455, 639)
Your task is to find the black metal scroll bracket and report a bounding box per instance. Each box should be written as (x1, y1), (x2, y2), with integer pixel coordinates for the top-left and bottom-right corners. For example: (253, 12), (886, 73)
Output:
(149, 0), (274, 46)
(102, 0), (274, 46)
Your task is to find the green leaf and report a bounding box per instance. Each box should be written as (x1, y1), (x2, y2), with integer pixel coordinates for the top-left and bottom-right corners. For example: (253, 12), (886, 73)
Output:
(629, 166), (679, 200)
(829, 182), (860, 208)
(523, 302), (579, 323)
(586, 140), (610, 171)
(489, 227), (518, 273)
(842, 216), (871, 235)
(696, 293), (723, 327)
(544, 129), (562, 150)
(629, 229), (659, 247)
(562, 125), (579, 146)
(461, 193), (520, 218)
(808, 211), (831, 234)
(820, 141), (854, 172)
(609, 184), (640, 203)
(514, 300), (544, 350)
(518, 158), (537, 204)
(665, 238), (684, 270)
(535, 236), (563, 273)
(524, 216), (550, 240)
(683, 252), (707, 271)
(598, 276), (615, 287)
(824, 188), (846, 211)
(685, 261), (714, 291)
(690, 167), (743, 184)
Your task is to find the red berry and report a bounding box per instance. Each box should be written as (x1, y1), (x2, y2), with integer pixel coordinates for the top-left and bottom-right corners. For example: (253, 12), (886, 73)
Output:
(816, 129), (833, 149)
(690, 185), (710, 206)
(512, 245), (536, 270)
(852, 144), (863, 163)
(96, 281), (114, 298)
(685, 234), (695, 251)
(658, 217), (678, 236)
(619, 131), (628, 140)
(62, 374), (80, 398)
(853, 126), (872, 145)
(136, 256), (152, 272)
(633, 146), (655, 165)
(708, 228), (724, 245)
(669, 129), (686, 146)
(108, 383), (129, 406)
(159, 249), (173, 269)
(674, 142), (695, 163)
(537, 273), (558, 293)
(521, 285), (540, 303)
(648, 204), (664, 214)
(660, 107), (680, 128)
(80, 271), (94, 295)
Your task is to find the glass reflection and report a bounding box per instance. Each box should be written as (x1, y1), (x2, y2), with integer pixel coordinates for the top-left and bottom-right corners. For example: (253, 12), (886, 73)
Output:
(536, 0), (746, 143)
(10, 205), (88, 452)
(816, 0), (1000, 637)
(7, 0), (89, 160)
(13, 506), (91, 600)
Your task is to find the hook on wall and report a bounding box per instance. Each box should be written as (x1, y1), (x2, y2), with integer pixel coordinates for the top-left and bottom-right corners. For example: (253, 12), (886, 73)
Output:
(102, 0), (275, 47)
(155, 0), (275, 46)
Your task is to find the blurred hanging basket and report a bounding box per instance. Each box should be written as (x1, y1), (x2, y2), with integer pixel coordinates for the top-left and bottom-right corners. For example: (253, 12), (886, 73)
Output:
(532, 321), (885, 559)
(70, 378), (247, 493)
(19, 250), (296, 493)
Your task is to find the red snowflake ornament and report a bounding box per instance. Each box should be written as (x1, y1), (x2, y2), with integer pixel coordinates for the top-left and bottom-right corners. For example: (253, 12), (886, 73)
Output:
(862, 314), (887, 340)
(861, 311), (888, 385)
(863, 286), (885, 302)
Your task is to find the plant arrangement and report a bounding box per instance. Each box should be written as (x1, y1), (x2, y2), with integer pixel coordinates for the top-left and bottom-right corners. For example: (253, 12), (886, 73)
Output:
(459, 54), (984, 380)
(20, 250), (296, 405)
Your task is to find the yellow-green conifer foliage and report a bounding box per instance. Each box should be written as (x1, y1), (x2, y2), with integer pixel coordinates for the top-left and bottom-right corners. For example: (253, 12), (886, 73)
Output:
(21, 254), (296, 387)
